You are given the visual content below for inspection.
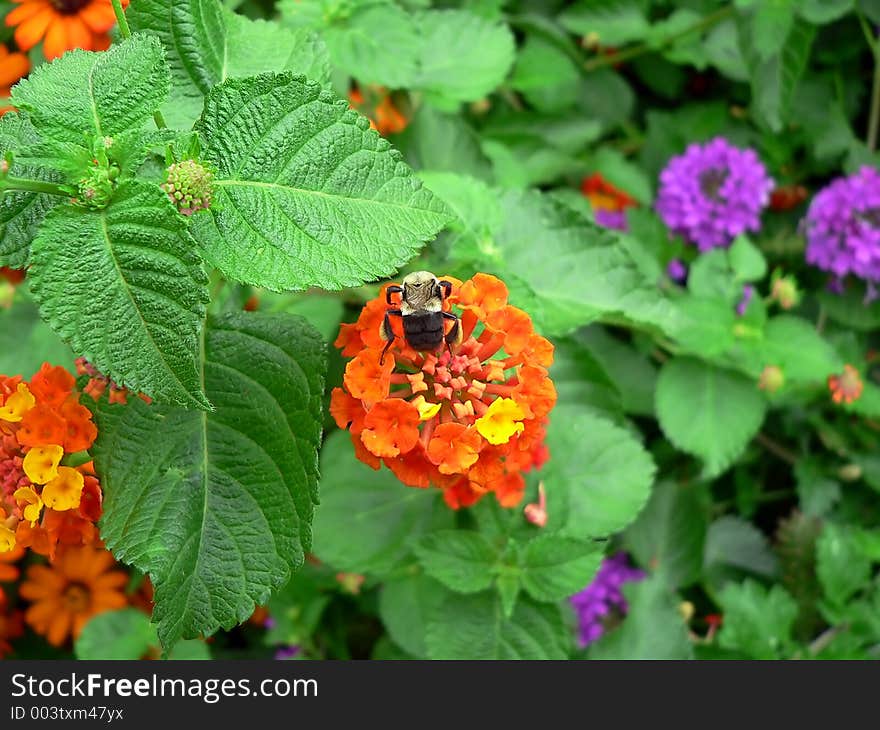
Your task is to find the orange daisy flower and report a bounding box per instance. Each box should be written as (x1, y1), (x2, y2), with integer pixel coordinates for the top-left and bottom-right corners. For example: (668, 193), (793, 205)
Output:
(0, 363), (102, 560)
(0, 44), (29, 116)
(5, 0), (125, 61)
(332, 273), (556, 509)
(19, 544), (128, 646)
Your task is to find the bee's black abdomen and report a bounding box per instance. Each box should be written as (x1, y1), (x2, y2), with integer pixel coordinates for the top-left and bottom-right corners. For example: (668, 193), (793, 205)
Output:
(403, 312), (445, 350)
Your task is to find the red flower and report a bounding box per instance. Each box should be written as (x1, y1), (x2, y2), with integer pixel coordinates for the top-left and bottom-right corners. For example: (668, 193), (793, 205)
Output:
(828, 364), (863, 405)
(333, 273), (556, 509)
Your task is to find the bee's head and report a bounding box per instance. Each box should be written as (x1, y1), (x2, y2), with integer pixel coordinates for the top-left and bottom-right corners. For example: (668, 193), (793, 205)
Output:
(401, 270), (439, 308)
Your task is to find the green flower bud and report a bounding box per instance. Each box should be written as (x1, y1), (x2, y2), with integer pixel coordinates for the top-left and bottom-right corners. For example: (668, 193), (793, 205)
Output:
(162, 159), (214, 216)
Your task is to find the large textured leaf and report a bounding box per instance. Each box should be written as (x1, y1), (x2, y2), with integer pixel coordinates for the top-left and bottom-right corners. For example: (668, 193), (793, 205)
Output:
(93, 311), (325, 647)
(28, 181), (209, 409)
(414, 10), (515, 106)
(544, 404), (655, 539)
(495, 190), (681, 336)
(0, 113), (63, 267)
(312, 431), (449, 576)
(426, 592), (570, 659)
(128, 0), (329, 129)
(717, 580), (797, 659)
(656, 358), (766, 477)
(192, 73), (450, 291)
(414, 531), (498, 594)
(11, 35), (170, 145)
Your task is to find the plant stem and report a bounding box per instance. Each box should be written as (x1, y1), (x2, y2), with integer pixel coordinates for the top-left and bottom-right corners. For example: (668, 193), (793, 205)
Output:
(582, 5), (734, 73)
(110, 0), (168, 131)
(869, 51), (880, 151)
(1, 175), (68, 197)
(755, 432), (799, 466)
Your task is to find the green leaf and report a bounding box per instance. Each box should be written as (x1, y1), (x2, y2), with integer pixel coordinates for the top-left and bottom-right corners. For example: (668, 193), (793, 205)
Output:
(560, 0), (651, 46)
(414, 10), (515, 106)
(414, 530), (498, 593)
(192, 73), (450, 291)
(744, 18), (815, 132)
(129, 0), (329, 129)
(738, 316), (842, 383)
(703, 516), (779, 591)
(510, 34), (580, 112)
(75, 609), (157, 660)
(728, 236), (767, 282)
(544, 404), (655, 539)
(0, 113), (62, 268)
(379, 573), (452, 659)
(751, 0), (795, 61)
(577, 327), (657, 416)
(28, 181), (210, 409)
(655, 358), (767, 477)
(0, 289), (74, 376)
(816, 523), (872, 606)
(625, 480), (708, 588)
(93, 311), (325, 648)
(819, 286), (880, 332)
(717, 580), (797, 659)
(519, 535), (602, 602)
(550, 337), (623, 419)
(797, 0), (852, 23)
(589, 574), (693, 659)
(313, 431), (447, 576)
(794, 459), (841, 517)
(671, 296), (736, 357)
(12, 35), (170, 146)
(426, 592), (570, 659)
(495, 190), (681, 336)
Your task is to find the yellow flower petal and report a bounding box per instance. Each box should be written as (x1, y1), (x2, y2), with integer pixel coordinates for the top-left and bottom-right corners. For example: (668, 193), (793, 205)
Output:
(475, 397), (526, 445)
(0, 524), (15, 552)
(41, 466), (84, 511)
(412, 395), (442, 421)
(22, 444), (64, 485)
(13, 486), (43, 526)
(0, 383), (35, 422)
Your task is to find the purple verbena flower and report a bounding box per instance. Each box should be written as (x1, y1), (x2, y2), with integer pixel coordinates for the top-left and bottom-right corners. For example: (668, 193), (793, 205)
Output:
(666, 258), (688, 283)
(274, 645), (300, 660)
(656, 137), (774, 251)
(569, 553), (645, 648)
(804, 166), (880, 291)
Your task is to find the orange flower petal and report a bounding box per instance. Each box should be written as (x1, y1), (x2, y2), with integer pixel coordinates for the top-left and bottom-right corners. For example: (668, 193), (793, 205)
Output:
(426, 422), (484, 475)
(329, 387), (366, 434)
(42, 16), (69, 59)
(359, 399), (420, 458)
(0, 49), (29, 88)
(343, 349), (393, 406)
(13, 6), (56, 51)
(4, 1), (47, 29)
(78, 0), (117, 33)
(17, 403), (67, 447)
(29, 363), (74, 408)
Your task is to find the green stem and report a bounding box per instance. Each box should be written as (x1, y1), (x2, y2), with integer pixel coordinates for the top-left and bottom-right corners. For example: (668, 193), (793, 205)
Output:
(110, 0), (168, 131)
(755, 432), (798, 466)
(583, 5), (734, 72)
(869, 50), (880, 152)
(1, 175), (68, 197)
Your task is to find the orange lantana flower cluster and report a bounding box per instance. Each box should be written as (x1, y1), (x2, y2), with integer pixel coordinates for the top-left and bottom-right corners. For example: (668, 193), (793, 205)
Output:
(348, 85), (409, 137)
(332, 273), (556, 509)
(0, 363), (102, 559)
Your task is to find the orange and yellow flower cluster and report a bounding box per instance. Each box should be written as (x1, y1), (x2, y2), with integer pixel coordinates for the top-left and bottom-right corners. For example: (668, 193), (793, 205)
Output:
(348, 85), (409, 137)
(0, 363), (101, 560)
(332, 273), (556, 509)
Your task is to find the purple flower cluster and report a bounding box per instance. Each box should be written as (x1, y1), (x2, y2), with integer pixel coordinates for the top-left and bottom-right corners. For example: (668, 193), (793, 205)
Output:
(569, 553), (645, 647)
(656, 137), (773, 251)
(804, 166), (880, 290)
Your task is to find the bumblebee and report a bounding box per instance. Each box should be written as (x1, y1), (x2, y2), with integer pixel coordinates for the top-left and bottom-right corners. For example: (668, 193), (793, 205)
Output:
(379, 271), (462, 364)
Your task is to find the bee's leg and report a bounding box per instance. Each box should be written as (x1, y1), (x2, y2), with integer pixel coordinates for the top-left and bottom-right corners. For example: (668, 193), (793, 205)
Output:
(441, 312), (462, 356)
(379, 310), (402, 365)
(438, 280), (453, 301)
(386, 285), (403, 305)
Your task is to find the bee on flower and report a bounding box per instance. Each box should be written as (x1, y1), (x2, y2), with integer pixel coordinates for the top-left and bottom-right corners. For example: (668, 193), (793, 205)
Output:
(0, 362), (102, 559)
(331, 273), (556, 510)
